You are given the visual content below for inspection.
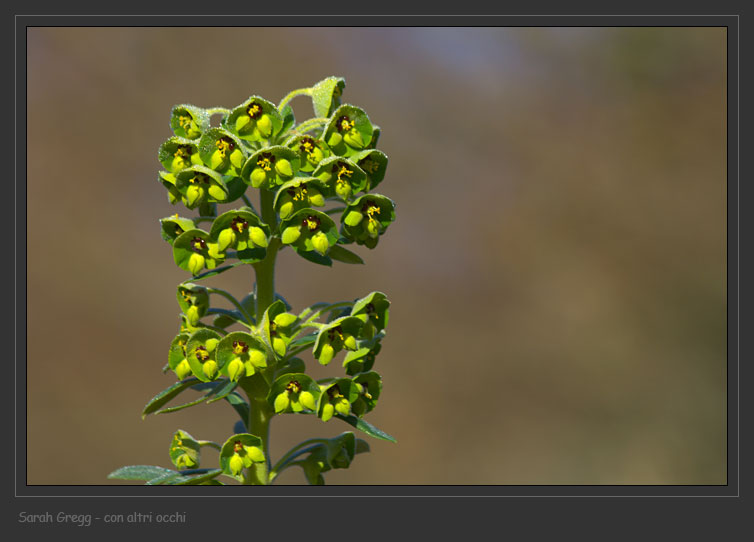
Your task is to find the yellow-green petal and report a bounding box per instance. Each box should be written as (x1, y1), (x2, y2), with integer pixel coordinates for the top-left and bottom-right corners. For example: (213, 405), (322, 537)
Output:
(274, 392), (290, 413)
(188, 253), (205, 275)
(299, 391), (316, 411)
(249, 227), (268, 247)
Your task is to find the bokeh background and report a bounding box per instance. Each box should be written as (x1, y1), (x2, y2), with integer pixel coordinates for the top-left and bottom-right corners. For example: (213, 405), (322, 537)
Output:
(26, 27), (727, 485)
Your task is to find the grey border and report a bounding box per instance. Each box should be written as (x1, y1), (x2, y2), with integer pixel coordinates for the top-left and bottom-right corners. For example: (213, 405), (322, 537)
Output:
(13, 12), (739, 507)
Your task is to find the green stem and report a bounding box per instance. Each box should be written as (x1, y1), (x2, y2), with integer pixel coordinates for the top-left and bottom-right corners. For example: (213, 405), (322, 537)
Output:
(239, 378), (274, 485)
(206, 287), (254, 324)
(278, 87), (311, 110)
(293, 117), (330, 135)
(254, 189), (280, 323)
(236, 188), (281, 485)
(206, 107), (230, 116)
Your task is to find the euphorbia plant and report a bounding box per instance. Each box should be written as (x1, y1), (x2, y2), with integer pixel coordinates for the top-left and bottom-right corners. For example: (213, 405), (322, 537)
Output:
(109, 77), (396, 486)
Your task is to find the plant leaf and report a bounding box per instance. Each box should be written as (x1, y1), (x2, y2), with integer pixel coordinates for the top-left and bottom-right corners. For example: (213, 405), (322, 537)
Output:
(107, 465), (176, 481)
(173, 469), (223, 485)
(334, 414), (397, 443)
(328, 245), (364, 265)
(182, 261), (246, 283)
(141, 378), (201, 418)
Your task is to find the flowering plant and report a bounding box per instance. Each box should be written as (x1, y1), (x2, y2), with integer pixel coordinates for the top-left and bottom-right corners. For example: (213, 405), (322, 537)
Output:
(109, 77), (396, 485)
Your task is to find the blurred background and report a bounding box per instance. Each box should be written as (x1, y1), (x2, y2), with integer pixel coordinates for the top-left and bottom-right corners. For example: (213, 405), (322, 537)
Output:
(26, 27), (727, 485)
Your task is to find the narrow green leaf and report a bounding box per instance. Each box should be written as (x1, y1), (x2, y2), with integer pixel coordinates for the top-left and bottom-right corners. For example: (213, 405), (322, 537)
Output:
(328, 245), (364, 265)
(205, 379), (238, 404)
(145, 471), (190, 485)
(152, 379), (228, 414)
(173, 469), (223, 485)
(107, 465), (176, 481)
(334, 414), (397, 443)
(141, 378), (201, 418)
(225, 391), (250, 426)
(181, 261), (246, 283)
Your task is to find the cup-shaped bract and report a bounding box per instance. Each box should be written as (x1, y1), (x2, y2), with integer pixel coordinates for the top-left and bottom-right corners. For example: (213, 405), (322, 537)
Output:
(273, 178), (327, 220)
(241, 146), (300, 191)
(159, 215), (195, 245)
(313, 316), (364, 366)
(216, 332), (268, 381)
(340, 194), (396, 249)
(310, 76), (346, 118)
(279, 208), (340, 264)
(226, 96), (283, 143)
(158, 171), (182, 205)
(170, 104), (209, 140)
(169, 429), (202, 469)
(317, 379), (359, 422)
(350, 291), (390, 333)
(174, 166), (230, 209)
(219, 433), (265, 481)
(285, 135), (331, 173)
(350, 149), (388, 191)
(176, 283), (210, 327)
(208, 209), (270, 262)
(343, 339), (382, 376)
(158, 137), (203, 174)
(322, 104), (374, 157)
(267, 373), (321, 414)
(185, 328), (223, 382)
(261, 300), (298, 358)
(172, 229), (225, 276)
(350, 371), (382, 417)
(168, 333), (192, 381)
(198, 128), (246, 175)
(312, 156), (367, 202)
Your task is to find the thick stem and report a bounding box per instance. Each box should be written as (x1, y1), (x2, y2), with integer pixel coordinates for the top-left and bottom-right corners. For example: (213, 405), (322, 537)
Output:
(239, 377), (274, 485)
(254, 189), (280, 322)
(240, 188), (280, 484)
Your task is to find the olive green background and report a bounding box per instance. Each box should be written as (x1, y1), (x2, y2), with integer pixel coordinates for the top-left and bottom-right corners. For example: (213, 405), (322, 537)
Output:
(26, 27), (727, 485)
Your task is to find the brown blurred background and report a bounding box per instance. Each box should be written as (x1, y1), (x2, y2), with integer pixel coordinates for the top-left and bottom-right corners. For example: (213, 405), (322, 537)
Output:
(26, 27), (726, 485)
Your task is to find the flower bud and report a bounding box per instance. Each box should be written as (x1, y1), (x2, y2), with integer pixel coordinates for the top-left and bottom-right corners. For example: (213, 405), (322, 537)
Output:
(249, 227), (268, 247)
(319, 343), (335, 365)
(321, 402), (335, 422)
(208, 183), (227, 201)
(274, 392), (290, 413)
(311, 231), (329, 255)
(202, 359), (218, 379)
(299, 391), (316, 411)
(187, 253), (205, 275)
(272, 337), (286, 357)
(245, 445), (265, 463)
(248, 349), (267, 368)
(229, 453), (244, 475)
(308, 188), (325, 207)
(235, 114), (251, 133)
(344, 210), (363, 227)
(343, 129), (364, 149)
(343, 334), (357, 351)
(281, 226), (301, 244)
(185, 184), (204, 207)
(175, 359), (192, 380)
(275, 158), (293, 178)
(335, 398), (351, 416)
(256, 114), (273, 138)
(217, 228), (235, 252)
(335, 181), (352, 201)
(227, 358), (244, 381)
(185, 305), (200, 326)
(250, 167), (268, 188)
(327, 132), (343, 148)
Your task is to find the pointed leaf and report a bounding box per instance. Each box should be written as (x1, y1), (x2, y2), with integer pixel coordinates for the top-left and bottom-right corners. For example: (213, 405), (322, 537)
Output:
(142, 378), (201, 418)
(334, 413), (397, 443)
(328, 245), (364, 265)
